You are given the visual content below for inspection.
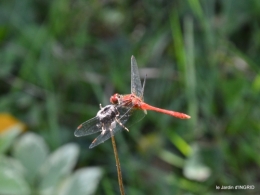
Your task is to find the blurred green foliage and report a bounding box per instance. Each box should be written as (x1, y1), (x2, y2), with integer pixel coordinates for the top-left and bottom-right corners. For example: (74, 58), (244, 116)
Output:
(1, 0), (260, 194)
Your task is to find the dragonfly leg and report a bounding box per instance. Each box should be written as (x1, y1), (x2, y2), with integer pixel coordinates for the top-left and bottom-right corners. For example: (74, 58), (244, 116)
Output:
(115, 118), (129, 132)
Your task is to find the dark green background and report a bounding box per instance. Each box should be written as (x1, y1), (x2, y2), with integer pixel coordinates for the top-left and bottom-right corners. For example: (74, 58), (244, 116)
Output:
(1, 0), (260, 194)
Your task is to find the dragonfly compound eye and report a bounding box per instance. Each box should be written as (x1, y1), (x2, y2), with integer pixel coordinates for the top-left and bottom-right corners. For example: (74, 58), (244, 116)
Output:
(110, 94), (119, 104)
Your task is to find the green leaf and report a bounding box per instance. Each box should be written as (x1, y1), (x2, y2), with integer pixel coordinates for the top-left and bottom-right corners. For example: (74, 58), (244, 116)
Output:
(12, 132), (49, 184)
(158, 149), (185, 168)
(57, 167), (103, 195)
(38, 143), (79, 195)
(0, 125), (22, 154)
(0, 156), (30, 195)
(0, 156), (26, 179)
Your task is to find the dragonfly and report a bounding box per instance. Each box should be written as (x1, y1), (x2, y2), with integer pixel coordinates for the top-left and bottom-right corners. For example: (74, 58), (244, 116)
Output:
(74, 104), (130, 148)
(110, 55), (191, 119)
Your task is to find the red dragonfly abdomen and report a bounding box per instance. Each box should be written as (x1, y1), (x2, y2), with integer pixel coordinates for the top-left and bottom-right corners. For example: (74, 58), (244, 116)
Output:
(139, 102), (190, 119)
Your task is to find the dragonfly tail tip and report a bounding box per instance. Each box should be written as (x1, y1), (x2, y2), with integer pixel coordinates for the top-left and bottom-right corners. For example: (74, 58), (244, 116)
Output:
(185, 115), (191, 119)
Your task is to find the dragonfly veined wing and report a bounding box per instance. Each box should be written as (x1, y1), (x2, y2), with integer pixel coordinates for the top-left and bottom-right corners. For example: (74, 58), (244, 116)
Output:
(74, 117), (102, 137)
(131, 55), (143, 98)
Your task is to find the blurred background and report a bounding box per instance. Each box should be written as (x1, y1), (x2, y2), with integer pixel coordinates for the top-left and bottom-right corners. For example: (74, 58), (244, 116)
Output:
(1, 0), (260, 194)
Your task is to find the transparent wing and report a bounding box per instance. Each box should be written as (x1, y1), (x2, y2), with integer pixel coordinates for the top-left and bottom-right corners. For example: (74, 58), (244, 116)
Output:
(131, 55), (143, 98)
(89, 125), (120, 148)
(74, 117), (102, 137)
(89, 106), (131, 148)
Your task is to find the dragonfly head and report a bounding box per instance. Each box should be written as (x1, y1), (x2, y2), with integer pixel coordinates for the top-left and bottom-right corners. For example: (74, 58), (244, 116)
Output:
(110, 93), (119, 104)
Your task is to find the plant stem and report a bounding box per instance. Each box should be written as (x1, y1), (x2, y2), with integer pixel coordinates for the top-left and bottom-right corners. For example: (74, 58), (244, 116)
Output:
(111, 135), (125, 195)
